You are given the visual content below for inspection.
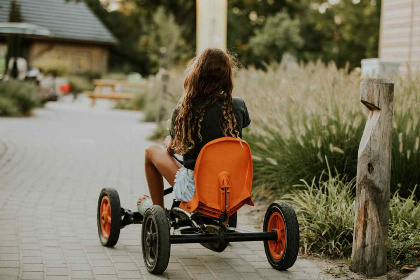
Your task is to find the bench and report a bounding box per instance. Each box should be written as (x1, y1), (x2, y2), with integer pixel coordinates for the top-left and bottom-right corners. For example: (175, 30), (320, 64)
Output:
(85, 79), (144, 107)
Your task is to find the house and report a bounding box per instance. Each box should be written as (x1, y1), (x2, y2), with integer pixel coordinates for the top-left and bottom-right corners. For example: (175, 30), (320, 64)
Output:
(379, 0), (420, 72)
(0, 0), (117, 74)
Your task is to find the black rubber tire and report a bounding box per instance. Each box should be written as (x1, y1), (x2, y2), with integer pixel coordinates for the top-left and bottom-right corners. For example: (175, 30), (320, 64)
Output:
(263, 201), (299, 270)
(97, 188), (121, 247)
(228, 212), (238, 228)
(141, 205), (171, 275)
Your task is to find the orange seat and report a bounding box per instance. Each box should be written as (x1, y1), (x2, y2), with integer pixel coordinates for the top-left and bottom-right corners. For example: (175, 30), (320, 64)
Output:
(180, 137), (254, 218)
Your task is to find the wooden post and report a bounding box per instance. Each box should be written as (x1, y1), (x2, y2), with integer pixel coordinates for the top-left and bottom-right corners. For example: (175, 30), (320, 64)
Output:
(156, 69), (169, 123)
(350, 79), (394, 276)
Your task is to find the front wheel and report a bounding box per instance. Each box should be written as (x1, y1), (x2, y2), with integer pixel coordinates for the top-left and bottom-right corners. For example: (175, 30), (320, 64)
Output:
(263, 201), (299, 270)
(97, 188), (121, 247)
(141, 205), (171, 275)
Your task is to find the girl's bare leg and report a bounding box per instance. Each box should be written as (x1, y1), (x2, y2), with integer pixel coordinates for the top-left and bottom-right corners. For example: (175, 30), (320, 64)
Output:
(140, 144), (181, 208)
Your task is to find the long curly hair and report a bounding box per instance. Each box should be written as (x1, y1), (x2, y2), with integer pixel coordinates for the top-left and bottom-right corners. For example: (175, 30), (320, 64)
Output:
(172, 48), (239, 155)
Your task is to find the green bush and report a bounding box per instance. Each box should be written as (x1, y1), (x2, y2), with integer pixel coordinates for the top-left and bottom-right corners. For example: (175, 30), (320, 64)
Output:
(0, 95), (20, 116)
(148, 121), (170, 140)
(65, 75), (94, 93)
(240, 62), (419, 198)
(388, 187), (420, 266)
(0, 80), (43, 116)
(114, 92), (146, 111)
(143, 70), (184, 123)
(283, 169), (420, 267)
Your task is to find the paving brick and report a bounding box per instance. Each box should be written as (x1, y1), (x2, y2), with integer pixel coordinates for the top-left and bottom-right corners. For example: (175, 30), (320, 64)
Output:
(0, 261), (19, 268)
(114, 262), (138, 271)
(22, 263), (44, 272)
(0, 247), (18, 254)
(118, 270), (142, 279)
(111, 255), (132, 263)
(93, 266), (117, 275)
(45, 277), (68, 280)
(20, 272), (44, 279)
(0, 276), (19, 280)
(232, 265), (256, 273)
(184, 265), (210, 274)
(179, 258), (202, 266)
(90, 259), (113, 267)
(0, 268), (19, 276)
(213, 270), (241, 279)
(69, 263), (92, 271)
(44, 261), (67, 268)
(22, 256), (43, 264)
(67, 256), (90, 264)
(70, 270), (94, 279)
(46, 267), (68, 276)
(0, 255), (19, 261)
(238, 272), (266, 280)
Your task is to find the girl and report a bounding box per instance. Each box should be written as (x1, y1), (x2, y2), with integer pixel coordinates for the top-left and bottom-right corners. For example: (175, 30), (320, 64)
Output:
(137, 48), (251, 211)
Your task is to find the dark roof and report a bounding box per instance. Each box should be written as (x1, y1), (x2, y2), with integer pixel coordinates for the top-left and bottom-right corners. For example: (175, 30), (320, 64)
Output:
(0, 0), (117, 45)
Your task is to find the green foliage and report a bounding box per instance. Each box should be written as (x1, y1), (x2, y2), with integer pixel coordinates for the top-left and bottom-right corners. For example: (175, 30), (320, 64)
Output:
(86, 0), (380, 73)
(388, 187), (420, 266)
(114, 92), (146, 111)
(148, 122), (171, 141)
(84, 0), (195, 75)
(0, 80), (43, 116)
(283, 170), (420, 267)
(0, 95), (20, 116)
(143, 70), (184, 123)
(139, 7), (190, 72)
(65, 75), (94, 93)
(249, 11), (304, 64)
(240, 62), (419, 198)
(283, 168), (355, 258)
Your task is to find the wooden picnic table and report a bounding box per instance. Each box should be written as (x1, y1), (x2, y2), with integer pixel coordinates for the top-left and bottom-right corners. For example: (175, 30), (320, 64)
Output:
(85, 79), (145, 107)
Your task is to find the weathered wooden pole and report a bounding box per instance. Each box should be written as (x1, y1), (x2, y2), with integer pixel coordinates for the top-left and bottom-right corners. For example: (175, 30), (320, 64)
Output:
(350, 79), (394, 276)
(156, 69), (169, 123)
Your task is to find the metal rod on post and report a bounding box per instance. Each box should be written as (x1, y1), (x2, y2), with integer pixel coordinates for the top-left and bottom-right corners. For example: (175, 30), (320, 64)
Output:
(350, 78), (394, 277)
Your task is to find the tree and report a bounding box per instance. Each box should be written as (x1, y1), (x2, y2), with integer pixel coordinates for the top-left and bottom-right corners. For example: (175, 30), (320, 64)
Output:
(139, 7), (190, 72)
(249, 11), (304, 64)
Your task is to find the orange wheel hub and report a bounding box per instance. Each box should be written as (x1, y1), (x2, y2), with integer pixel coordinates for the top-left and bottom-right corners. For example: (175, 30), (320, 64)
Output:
(100, 196), (111, 239)
(267, 212), (286, 260)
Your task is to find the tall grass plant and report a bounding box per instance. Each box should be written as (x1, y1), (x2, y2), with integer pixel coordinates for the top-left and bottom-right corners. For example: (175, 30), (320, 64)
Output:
(283, 168), (420, 266)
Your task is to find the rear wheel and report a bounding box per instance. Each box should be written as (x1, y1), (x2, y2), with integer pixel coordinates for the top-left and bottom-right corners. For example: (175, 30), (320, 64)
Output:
(141, 205), (171, 275)
(97, 188), (121, 247)
(263, 201), (299, 270)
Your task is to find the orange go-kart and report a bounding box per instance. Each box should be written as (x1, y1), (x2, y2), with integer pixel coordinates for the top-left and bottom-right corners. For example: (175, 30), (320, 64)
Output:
(97, 137), (299, 274)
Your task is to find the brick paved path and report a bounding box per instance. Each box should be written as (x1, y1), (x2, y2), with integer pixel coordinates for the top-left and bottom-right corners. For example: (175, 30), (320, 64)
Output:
(0, 98), (335, 280)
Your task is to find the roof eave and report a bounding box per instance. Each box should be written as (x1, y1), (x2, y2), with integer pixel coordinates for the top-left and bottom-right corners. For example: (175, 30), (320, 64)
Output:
(0, 34), (118, 46)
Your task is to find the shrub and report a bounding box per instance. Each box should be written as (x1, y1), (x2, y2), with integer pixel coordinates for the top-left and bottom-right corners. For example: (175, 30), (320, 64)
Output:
(283, 166), (355, 258)
(0, 95), (20, 116)
(388, 187), (420, 267)
(114, 92), (146, 111)
(65, 75), (94, 93)
(283, 169), (420, 267)
(240, 62), (419, 198)
(143, 70), (184, 122)
(0, 80), (43, 116)
(249, 11), (304, 64)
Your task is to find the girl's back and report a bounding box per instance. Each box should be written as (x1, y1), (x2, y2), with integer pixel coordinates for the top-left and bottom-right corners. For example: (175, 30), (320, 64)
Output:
(170, 96), (250, 170)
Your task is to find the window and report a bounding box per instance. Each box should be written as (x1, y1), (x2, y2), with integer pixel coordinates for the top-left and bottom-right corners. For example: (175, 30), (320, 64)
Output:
(73, 52), (91, 73)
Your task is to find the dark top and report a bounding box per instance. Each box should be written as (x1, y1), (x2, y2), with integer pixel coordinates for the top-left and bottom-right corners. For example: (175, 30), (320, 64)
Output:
(169, 96), (251, 170)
